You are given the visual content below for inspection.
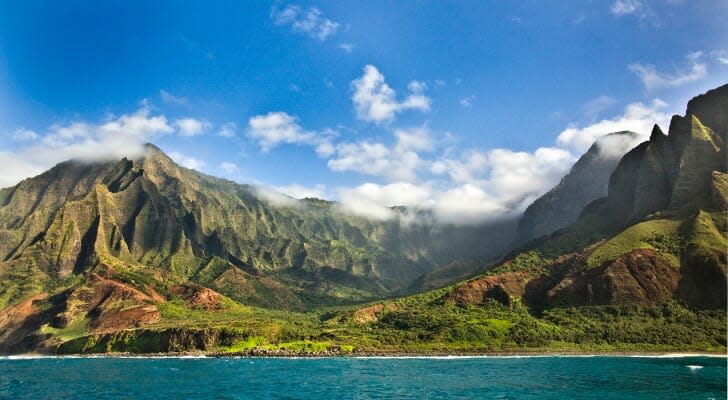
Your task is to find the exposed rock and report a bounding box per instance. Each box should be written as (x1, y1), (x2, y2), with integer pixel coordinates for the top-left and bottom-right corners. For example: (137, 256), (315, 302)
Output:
(62, 274), (161, 333)
(443, 272), (530, 306)
(352, 303), (398, 324)
(0, 294), (50, 353)
(170, 284), (222, 310)
(546, 249), (680, 306)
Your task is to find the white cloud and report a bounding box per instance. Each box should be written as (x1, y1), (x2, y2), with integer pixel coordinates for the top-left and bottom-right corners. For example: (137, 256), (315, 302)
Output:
(217, 122), (236, 138)
(556, 99), (670, 155)
(327, 127), (433, 181)
(394, 127), (434, 153)
(275, 183), (327, 199)
(0, 107), (174, 188)
(335, 144), (575, 224)
(247, 111), (335, 155)
(175, 118), (210, 136)
(711, 50), (728, 65)
(11, 128), (39, 141)
(434, 184), (507, 224)
(430, 147), (576, 218)
(271, 4), (339, 41)
(332, 94), (672, 223)
(339, 43), (354, 53)
(219, 162), (239, 174)
(460, 95), (476, 109)
(0, 152), (47, 188)
(252, 186), (299, 207)
(582, 95), (616, 120)
(629, 52), (707, 91)
(610, 0), (644, 16)
(169, 151), (205, 170)
(351, 65), (431, 123)
(337, 182), (432, 220)
(159, 90), (187, 105)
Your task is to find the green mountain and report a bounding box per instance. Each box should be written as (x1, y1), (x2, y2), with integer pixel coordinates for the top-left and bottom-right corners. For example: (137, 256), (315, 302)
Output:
(0, 145), (517, 312)
(447, 84), (727, 310)
(0, 85), (725, 355)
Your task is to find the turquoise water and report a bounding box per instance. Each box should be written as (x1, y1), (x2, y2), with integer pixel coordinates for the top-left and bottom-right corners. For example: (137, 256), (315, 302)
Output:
(0, 356), (725, 399)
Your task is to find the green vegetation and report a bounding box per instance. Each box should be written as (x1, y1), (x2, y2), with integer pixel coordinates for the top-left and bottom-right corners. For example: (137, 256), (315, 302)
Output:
(488, 251), (552, 276)
(48, 289), (727, 355)
(587, 218), (682, 268)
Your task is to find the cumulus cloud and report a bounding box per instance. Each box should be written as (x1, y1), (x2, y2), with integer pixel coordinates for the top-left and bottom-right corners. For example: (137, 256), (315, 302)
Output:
(430, 147), (576, 220)
(175, 118), (210, 136)
(351, 65), (431, 123)
(331, 94), (675, 224)
(328, 127), (433, 181)
(556, 99), (670, 156)
(271, 4), (339, 41)
(339, 43), (354, 53)
(335, 144), (575, 224)
(217, 122), (236, 138)
(219, 161), (239, 174)
(247, 111), (335, 156)
(0, 107), (174, 188)
(11, 128), (39, 141)
(169, 151), (205, 170)
(629, 52), (707, 91)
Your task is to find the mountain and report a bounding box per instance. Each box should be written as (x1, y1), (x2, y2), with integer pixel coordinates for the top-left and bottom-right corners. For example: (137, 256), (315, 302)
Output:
(514, 131), (638, 246)
(0, 145), (517, 312)
(0, 85), (725, 355)
(446, 84), (727, 310)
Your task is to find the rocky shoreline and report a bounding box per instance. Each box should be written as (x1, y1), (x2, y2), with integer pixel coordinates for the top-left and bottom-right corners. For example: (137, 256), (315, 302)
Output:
(4, 349), (725, 358)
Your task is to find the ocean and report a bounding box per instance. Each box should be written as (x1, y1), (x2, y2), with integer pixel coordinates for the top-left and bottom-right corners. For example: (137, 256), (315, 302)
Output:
(0, 355), (725, 399)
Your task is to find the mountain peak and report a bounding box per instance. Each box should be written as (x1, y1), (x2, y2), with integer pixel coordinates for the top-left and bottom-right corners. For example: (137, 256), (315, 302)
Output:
(686, 84), (728, 136)
(649, 124), (666, 142)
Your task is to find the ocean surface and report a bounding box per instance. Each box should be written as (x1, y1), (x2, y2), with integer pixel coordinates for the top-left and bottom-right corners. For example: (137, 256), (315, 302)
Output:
(0, 355), (725, 399)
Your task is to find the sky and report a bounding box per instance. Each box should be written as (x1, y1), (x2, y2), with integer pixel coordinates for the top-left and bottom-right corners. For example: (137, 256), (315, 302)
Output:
(0, 0), (727, 223)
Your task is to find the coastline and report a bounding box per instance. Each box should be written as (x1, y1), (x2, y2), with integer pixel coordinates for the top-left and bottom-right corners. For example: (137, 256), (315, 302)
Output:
(2, 350), (725, 359)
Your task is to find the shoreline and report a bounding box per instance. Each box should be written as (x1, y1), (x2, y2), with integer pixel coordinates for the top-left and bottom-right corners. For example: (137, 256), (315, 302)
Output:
(2, 350), (725, 359)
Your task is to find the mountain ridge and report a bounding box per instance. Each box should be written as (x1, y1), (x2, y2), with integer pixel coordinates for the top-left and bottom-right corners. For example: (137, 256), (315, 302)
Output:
(0, 85), (725, 355)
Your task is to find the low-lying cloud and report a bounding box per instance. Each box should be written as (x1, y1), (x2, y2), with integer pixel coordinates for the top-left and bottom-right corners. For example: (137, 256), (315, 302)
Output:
(0, 107), (209, 188)
(556, 99), (669, 156)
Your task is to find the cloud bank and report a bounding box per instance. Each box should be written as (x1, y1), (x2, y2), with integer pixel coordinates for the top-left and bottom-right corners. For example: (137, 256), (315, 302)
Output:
(0, 107), (208, 188)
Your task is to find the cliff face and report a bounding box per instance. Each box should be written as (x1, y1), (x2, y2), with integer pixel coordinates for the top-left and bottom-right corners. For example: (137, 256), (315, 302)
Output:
(585, 85), (727, 233)
(447, 85), (728, 310)
(514, 131), (637, 246)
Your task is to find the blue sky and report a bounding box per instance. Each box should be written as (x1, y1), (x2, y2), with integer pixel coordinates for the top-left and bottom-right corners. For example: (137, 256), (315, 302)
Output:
(1, 1), (727, 222)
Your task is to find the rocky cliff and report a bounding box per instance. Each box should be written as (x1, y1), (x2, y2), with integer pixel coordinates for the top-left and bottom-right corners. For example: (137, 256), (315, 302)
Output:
(446, 85), (728, 310)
